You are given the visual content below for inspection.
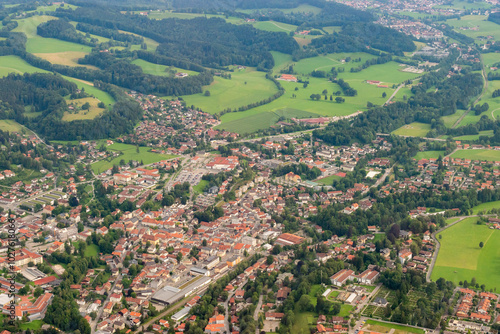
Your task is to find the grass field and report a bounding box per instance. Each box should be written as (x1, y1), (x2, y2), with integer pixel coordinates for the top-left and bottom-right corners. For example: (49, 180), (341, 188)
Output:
(471, 200), (500, 214)
(14, 16), (92, 53)
(91, 143), (176, 173)
(84, 244), (99, 257)
(446, 15), (500, 42)
(19, 320), (44, 331)
(413, 150), (446, 160)
(434, 0), (494, 10)
(216, 108), (318, 134)
(431, 217), (500, 290)
(0, 119), (34, 135)
(34, 51), (96, 69)
(131, 59), (198, 77)
(193, 180), (209, 194)
(453, 130), (494, 141)
(63, 97), (107, 121)
(392, 122), (432, 137)
(62, 76), (115, 106)
(363, 319), (424, 334)
(253, 20), (297, 32)
(323, 26), (341, 34)
(450, 149), (500, 162)
(338, 304), (353, 317)
(442, 109), (467, 128)
(178, 67), (278, 114)
(315, 174), (342, 185)
(0, 55), (48, 77)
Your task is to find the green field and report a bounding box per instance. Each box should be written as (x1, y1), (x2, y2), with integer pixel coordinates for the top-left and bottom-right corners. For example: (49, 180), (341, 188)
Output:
(450, 149), (500, 162)
(178, 67), (279, 114)
(0, 119), (34, 135)
(453, 130), (494, 141)
(14, 16), (92, 53)
(0, 55), (48, 77)
(471, 200), (500, 214)
(441, 109), (467, 128)
(315, 174), (342, 185)
(446, 15), (500, 42)
(19, 320), (44, 331)
(253, 20), (297, 32)
(216, 108), (318, 134)
(413, 150), (446, 160)
(392, 122), (432, 137)
(193, 180), (209, 194)
(431, 217), (500, 290)
(338, 304), (353, 317)
(84, 243), (99, 257)
(363, 319), (425, 334)
(91, 143), (176, 173)
(131, 59), (199, 77)
(434, 0), (494, 10)
(62, 76), (115, 106)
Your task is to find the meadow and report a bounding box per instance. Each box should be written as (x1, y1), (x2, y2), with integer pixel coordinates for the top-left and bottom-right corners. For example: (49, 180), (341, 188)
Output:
(431, 217), (500, 290)
(446, 15), (500, 42)
(471, 200), (500, 214)
(392, 122), (432, 137)
(253, 20), (297, 33)
(441, 109), (467, 128)
(91, 143), (176, 173)
(453, 130), (494, 141)
(62, 76), (115, 106)
(0, 55), (48, 77)
(62, 97), (106, 121)
(178, 67), (279, 115)
(434, 0), (494, 10)
(450, 149), (500, 162)
(131, 59), (198, 77)
(34, 51), (96, 69)
(0, 119), (34, 135)
(413, 150), (446, 160)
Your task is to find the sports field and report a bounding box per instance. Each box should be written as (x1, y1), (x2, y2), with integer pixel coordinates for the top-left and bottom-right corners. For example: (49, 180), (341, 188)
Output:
(431, 217), (500, 290)
(178, 67), (279, 114)
(392, 122), (432, 137)
(413, 150), (446, 160)
(362, 320), (424, 334)
(62, 97), (106, 121)
(131, 59), (198, 77)
(91, 143), (176, 173)
(315, 174), (342, 185)
(450, 149), (500, 162)
(0, 55), (48, 77)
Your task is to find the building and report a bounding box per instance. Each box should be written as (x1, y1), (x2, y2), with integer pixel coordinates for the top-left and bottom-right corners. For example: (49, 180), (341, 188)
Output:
(330, 269), (355, 287)
(275, 233), (304, 246)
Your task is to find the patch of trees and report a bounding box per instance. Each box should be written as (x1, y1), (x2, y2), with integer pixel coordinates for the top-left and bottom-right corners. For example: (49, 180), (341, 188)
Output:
(487, 11), (500, 25)
(310, 23), (415, 56)
(335, 78), (357, 96)
(350, 54), (392, 73)
(55, 7), (299, 70)
(474, 102), (489, 115)
(273, 162), (322, 180)
(487, 71), (500, 81)
(493, 89), (500, 98)
(37, 19), (97, 46)
(76, 22), (144, 44)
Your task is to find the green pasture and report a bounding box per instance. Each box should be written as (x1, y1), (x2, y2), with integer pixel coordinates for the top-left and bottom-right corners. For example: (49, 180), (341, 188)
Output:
(84, 243), (99, 257)
(62, 76), (115, 106)
(392, 122), (432, 137)
(177, 67), (278, 114)
(91, 143), (176, 173)
(453, 130), (494, 141)
(337, 61), (422, 85)
(238, 4), (322, 15)
(292, 52), (377, 75)
(253, 20), (297, 32)
(131, 59), (199, 76)
(270, 51), (293, 73)
(434, 0), (494, 10)
(446, 15), (500, 42)
(0, 119), (34, 135)
(323, 26), (341, 34)
(471, 200), (500, 214)
(0, 55), (48, 77)
(450, 149), (500, 162)
(441, 109), (467, 128)
(413, 150), (445, 160)
(431, 217), (500, 290)
(193, 180), (209, 194)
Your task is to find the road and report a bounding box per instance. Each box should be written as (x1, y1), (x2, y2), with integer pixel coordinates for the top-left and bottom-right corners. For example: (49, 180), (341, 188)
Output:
(384, 84), (403, 106)
(91, 274), (120, 334)
(224, 290), (236, 333)
(254, 294), (264, 334)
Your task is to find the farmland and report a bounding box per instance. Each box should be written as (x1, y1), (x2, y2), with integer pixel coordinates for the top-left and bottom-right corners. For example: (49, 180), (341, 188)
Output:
(131, 59), (199, 77)
(34, 51), (96, 69)
(431, 217), (500, 290)
(392, 122), (432, 137)
(0, 55), (48, 77)
(91, 143), (176, 173)
(178, 67), (279, 115)
(471, 200), (500, 214)
(446, 15), (500, 42)
(453, 130), (494, 141)
(61, 76), (115, 106)
(0, 119), (34, 135)
(450, 149), (500, 162)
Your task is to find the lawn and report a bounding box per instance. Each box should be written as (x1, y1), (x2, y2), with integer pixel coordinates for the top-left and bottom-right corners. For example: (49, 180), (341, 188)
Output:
(20, 320), (44, 331)
(131, 59), (199, 76)
(392, 122), (432, 137)
(193, 179), (209, 194)
(413, 150), (446, 160)
(471, 200), (500, 214)
(316, 174), (342, 185)
(431, 217), (500, 291)
(177, 67), (279, 115)
(63, 97), (107, 121)
(0, 55), (48, 77)
(216, 108), (317, 134)
(450, 149), (500, 162)
(363, 319), (425, 334)
(338, 303), (353, 317)
(291, 311), (315, 334)
(91, 143), (176, 173)
(84, 244), (99, 257)
(327, 290), (340, 301)
(453, 130), (494, 141)
(0, 119), (34, 135)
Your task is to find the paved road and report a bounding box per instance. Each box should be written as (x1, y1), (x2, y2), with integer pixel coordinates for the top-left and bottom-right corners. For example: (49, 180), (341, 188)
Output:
(92, 274), (119, 333)
(224, 290), (236, 333)
(384, 84), (403, 106)
(254, 294), (264, 334)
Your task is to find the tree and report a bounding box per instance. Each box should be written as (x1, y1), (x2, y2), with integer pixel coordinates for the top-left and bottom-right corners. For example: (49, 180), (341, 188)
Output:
(266, 255), (274, 265)
(176, 252), (183, 263)
(81, 102), (91, 110)
(335, 96), (345, 103)
(479, 241), (484, 248)
(382, 92), (387, 98)
(204, 90), (211, 96)
(69, 196), (79, 207)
